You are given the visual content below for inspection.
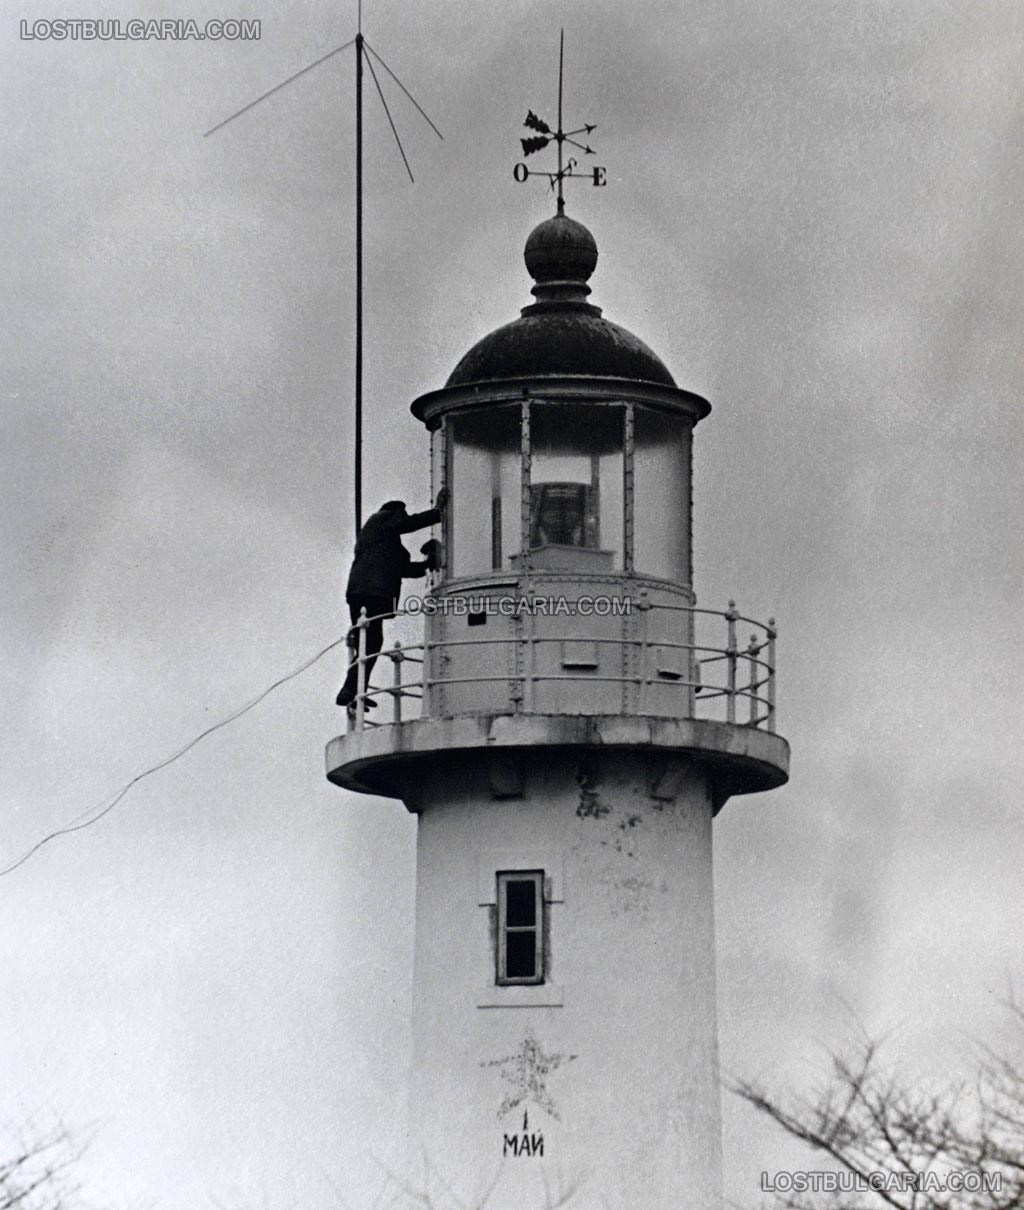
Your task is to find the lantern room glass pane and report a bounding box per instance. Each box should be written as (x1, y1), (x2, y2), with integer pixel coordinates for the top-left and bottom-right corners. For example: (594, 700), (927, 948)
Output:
(449, 407), (520, 579)
(430, 425), (444, 507)
(529, 403), (624, 571)
(633, 406), (691, 583)
(430, 425), (445, 575)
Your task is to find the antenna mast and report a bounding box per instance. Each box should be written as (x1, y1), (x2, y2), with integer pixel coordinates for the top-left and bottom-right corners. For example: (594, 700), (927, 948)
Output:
(205, 8), (442, 535)
(355, 12), (363, 532)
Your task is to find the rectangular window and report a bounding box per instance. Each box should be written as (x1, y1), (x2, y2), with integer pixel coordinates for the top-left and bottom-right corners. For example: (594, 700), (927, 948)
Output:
(497, 871), (544, 985)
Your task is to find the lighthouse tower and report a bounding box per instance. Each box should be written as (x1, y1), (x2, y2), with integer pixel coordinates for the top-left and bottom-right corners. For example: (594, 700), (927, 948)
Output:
(327, 212), (789, 1210)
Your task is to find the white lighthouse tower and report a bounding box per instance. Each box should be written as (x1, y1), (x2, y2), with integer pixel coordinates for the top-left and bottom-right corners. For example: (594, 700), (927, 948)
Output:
(327, 211), (789, 1210)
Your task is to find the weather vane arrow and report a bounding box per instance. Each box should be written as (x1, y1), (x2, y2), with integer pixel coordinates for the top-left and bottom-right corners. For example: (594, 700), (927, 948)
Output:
(512, 30), (606, 214)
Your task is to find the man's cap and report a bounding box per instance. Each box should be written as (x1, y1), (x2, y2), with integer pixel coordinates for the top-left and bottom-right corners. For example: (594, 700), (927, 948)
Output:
(380, 500), (407, 512)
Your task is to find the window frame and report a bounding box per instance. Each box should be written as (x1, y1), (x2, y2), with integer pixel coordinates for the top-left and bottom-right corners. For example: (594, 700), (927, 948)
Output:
(496, 870), (545, 986)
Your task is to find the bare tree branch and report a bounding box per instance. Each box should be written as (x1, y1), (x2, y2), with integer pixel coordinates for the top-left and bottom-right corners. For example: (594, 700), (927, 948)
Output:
(731, 1001), (1024, 1210)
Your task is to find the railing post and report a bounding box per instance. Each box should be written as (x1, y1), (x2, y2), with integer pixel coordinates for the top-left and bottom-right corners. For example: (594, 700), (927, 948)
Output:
(747, 634), (760, 725)
(726, 600), (738, 725)
(766, 618), (776, 734)
(526, 609), (537, 714)
(635, 588), (651, 714)
(355, 607), (369, 730)
(686, 602), (697, 719)
(425, 637), (439, 718)
(389, 640), (404, 724)
(690, 643), (702, 716)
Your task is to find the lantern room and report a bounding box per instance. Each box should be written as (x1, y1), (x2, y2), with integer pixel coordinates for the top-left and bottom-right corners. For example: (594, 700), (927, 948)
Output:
(416, 213), (708, 587)
(435, 394), (700, 582)
(404, 213), (717, 721)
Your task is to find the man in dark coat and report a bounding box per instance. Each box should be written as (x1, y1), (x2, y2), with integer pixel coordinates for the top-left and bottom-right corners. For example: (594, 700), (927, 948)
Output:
(336, 488), (446, 707)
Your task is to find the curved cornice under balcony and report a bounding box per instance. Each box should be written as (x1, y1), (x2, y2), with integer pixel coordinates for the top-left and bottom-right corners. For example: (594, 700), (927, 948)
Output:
(326, 713), (789, 813)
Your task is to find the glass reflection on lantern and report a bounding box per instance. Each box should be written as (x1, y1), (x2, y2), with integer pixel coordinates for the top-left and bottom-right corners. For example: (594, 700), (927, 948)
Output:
(448, 406), (520, 579)
(528, 403), (623, 572)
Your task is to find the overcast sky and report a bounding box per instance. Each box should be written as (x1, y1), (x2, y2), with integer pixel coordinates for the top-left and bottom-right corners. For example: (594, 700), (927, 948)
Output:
(2, 0), (1022, 1206)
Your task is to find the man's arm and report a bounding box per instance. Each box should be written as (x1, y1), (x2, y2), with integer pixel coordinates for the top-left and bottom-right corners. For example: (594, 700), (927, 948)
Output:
(398, 488), (447, 535)
(398, 507), (441, 535)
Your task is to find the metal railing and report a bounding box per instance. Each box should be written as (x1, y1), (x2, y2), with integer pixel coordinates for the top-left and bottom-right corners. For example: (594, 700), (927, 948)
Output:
(342, 597), (776, 735)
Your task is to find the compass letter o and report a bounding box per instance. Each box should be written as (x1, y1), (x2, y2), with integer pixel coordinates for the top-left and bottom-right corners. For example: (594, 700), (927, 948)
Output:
(514, 162), (529, 183)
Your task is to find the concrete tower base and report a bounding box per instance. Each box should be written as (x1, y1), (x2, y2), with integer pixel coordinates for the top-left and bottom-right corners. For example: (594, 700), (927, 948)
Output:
(391, 745), (724, 1210)
(328, 716), (787, 1210)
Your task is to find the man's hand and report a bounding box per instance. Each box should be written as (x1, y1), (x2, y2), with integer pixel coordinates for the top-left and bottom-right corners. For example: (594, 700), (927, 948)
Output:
(434, 485), (449, 512)
(420, 538), (442, 571)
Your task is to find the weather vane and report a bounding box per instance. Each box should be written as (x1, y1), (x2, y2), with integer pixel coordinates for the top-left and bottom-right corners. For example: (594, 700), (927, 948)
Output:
(513, 29), (606, 214)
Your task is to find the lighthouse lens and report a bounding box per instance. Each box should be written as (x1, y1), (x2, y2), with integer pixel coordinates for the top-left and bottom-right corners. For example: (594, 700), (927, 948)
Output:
(530, 482), (596, 548)
(530, 402), (624, 568)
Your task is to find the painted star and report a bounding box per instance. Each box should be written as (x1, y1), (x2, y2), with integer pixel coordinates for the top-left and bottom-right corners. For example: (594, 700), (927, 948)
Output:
(481, 1028), (577, 1121)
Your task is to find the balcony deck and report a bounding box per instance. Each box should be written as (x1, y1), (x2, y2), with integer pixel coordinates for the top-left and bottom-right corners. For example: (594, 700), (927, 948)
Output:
(326, 595), (790, 808)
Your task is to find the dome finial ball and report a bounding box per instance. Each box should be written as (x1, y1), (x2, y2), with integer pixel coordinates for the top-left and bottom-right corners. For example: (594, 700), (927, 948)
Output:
(524, 212), (598, 284)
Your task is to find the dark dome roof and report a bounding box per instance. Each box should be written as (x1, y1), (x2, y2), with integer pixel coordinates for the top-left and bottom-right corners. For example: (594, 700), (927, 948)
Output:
(447, 312), (675, 387)
(445, 213), (676, 389)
